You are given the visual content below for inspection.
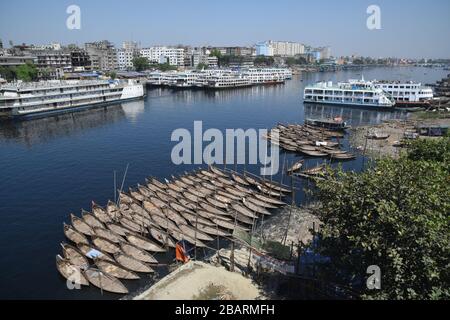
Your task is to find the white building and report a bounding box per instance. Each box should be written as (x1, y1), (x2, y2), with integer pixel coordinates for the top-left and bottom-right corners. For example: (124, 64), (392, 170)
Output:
(270, 41), (305, 56)
(117, 48), (137, 71)
(140, 47), (185, 66)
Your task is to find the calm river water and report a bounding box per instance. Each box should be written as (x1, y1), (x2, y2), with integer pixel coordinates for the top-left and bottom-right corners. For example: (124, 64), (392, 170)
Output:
(0, 66), (446, 299)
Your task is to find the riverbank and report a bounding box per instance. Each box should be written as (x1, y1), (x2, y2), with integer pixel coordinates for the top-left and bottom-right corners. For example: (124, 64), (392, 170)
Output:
(349, 114), (450, 158)
(133, 261), (265, 300)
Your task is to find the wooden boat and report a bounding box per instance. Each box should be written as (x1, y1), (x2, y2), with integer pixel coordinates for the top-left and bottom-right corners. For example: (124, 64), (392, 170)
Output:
(213, 194), (232, 205)
(299, 149), (329, 157)
(180, 176), (196, 186)
(149, 177), (167, 190)
(114, 252), (154, 273)
(217, 190), (241, 201)
(210, 217), (250, 231)
(92, 236), (121, 254)
(164, 208), (188, 226)
(217, 177), (234, 186)
(231, 173), (250, 186)
(200, 170), (217, 179)
(146, 181), (166, 194)
(231, 212), (256, 225)
(182, 211), (216, 227)
(61, 243), (89, 269)
(178, 224), (214, 242)
(196, 209), (230, 222)
(137, 183), (154, 198)
(77, 243), (114, 263)
(131, 213), (152, 228)
(150, 214), (180, 232)
(118, 191), (137, 205)
(126, 233), (166, 253)
(183, 192), (200, 203)
(331, 153), (357, 160)
(119, 216), (146, 234)
(148, 227), (176, 248)
(170, 202), (195, 216)
(63, 223), (89, 245)
(95, 258), (140, 280)
(129, 188), (145, 202)
(253, 193), (285, 206)
(130, 203), (152, 219)
(224, 186), (246, 198)
(209, 166), (228, 177)
(56, 255), (89, 286)
(167, 228), (206, 247)
(231, 203), (258, 219)
(93, 227), (125, 244)
(81, 210), (105, 229)
(262, 180), (291, 193)
(166, 183), (184, 193)
(199, 202), (231, 217)
(257, 185), (284, 198)
(234, 183), (254, 194)
(71, 214), (94, 236)
(120, 242), (159, 264)
(197, 223), (231, 237)
(178, 198), (197, 210)
(186, 188), (208, 198)
(246, 196), (278, 209)
(83, 268), (129, 294)
(298, 144), (318, 151)
(287, 160), (304, 174)
(148, 196), (167, 209)
(243, 200), (271, 216)
(106, 222), (134, 237)
(174, 179), (190, 190)
(183, 175), (202, 184)
(365, 133), (390, 140)
(143, 200), (164, 216)
(92, 201), (114, 223)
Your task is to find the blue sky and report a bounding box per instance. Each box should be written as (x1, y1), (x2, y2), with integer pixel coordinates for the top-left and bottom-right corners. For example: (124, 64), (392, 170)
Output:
(1, 0), (449, 58)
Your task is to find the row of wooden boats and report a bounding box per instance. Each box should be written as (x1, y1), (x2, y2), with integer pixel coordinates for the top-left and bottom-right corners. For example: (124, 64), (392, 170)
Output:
(56, 166), (290, 294)
(266, 123), (356, 160)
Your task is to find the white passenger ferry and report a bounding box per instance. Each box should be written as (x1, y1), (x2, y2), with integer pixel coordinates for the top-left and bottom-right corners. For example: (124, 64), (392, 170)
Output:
(304, 80), (395, 108)
(205, 73), (252, 89)
(372, 80), (433, 105)
(0, 79), (144, 119)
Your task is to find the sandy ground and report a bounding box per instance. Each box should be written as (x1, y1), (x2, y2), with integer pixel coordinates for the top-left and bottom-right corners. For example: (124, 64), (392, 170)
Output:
(349, 117), (450, 158)
(134, 261), (264, 300)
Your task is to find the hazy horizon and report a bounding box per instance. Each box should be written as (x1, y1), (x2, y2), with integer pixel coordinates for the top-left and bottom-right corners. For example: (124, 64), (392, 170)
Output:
(1, 0), (449, 59)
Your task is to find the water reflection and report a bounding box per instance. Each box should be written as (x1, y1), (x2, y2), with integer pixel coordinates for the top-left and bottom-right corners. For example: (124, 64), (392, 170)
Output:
(304, 103), (408, 127)
(0, 100), (145, 146)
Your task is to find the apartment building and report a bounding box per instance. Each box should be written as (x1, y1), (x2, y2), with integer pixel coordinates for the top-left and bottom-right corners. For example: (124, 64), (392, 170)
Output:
(140, 47), (185, 66)
(85, 40), (118, 71)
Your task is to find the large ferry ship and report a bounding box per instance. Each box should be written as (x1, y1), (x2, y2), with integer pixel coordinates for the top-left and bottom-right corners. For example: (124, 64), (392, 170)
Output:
(146, 68), (292, 89)
(372, 80), (433, 106)
(0, 79), (145, 119)
(303, 80), (395, 108)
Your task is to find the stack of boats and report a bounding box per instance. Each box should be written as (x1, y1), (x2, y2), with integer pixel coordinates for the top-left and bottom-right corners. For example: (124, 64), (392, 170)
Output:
(56, 166), (290, 294)
(265, 123), (356, 160)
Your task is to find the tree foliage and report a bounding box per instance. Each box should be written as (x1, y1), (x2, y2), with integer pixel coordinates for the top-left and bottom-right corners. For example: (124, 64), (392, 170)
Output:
(0, 62), (38, 82)
(132, 57), (150, 71)
(312, 137), (450, 300)
(254, 55), (275, 66)
(196, 63), (208, 70)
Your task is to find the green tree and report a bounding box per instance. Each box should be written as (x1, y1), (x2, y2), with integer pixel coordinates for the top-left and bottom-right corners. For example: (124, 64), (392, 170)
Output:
(210, 49), (222, 58)
(132, 57), (150, 71)
(196, 63), (208, 70)
(254, 56), (274, 66)
(15, 62), (38, 82)
(311, 137), (450, 300)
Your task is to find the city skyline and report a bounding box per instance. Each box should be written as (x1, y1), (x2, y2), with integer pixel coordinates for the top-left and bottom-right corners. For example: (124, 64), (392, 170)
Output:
(1, 0), (450, 59)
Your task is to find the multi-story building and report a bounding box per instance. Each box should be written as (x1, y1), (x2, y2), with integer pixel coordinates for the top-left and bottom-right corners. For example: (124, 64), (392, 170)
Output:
(0, 55), (37, 67)
(140, 47), (185, 66)
(70, 49), (91, 71)
(117, 41), (141, 71)
(35, 51), (72, 70)
(255, 42), (274, 56)
(256, 41), (305, 57)
(85, 41), (118, 71)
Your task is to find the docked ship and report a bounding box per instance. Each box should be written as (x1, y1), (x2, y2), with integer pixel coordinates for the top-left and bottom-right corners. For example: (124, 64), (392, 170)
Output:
(0, 79), (145, 119)
(303, 80), (395, 108)
(372, 80), (433, 106)
(204, 73), (252, 89)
